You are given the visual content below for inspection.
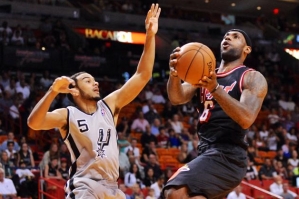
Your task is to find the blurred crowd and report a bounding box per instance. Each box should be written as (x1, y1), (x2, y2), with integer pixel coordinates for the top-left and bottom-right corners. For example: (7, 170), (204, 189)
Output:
(0, 1), (298, 199)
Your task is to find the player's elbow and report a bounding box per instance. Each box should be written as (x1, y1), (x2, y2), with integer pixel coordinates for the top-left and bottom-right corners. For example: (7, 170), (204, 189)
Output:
(239, 118), (255, 129)
(27, 117), (41, 130)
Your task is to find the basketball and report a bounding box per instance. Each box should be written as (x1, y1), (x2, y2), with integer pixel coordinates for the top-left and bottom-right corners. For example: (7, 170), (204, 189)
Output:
(175, 42), (216, 85)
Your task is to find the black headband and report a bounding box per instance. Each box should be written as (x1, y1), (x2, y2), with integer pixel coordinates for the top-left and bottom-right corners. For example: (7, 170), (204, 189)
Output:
(228, 29), (252, 47)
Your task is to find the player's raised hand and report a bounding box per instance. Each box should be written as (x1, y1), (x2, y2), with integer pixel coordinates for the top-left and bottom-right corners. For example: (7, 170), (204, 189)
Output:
(51, 76), (78, 95)
(145, 3), (161, 36)
(169, 47), (181, 77)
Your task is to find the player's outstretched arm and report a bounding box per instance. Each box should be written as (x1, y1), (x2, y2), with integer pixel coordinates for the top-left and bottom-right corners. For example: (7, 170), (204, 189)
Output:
(104, 4), (161, 112)
(211, 70), (268, 129)
(167, 47), (197, 105)
(27, 76), (78, 132)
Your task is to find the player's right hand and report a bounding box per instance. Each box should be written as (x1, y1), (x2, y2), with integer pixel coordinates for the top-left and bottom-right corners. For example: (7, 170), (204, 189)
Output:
(169, 47), (181, 77)
(51, 76), (78, 95)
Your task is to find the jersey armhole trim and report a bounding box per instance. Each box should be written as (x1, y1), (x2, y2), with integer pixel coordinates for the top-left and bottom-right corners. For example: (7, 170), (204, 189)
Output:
(239, 69), (254, 93)
(101, 100), (114, 118)
(63, 108), (70, 141)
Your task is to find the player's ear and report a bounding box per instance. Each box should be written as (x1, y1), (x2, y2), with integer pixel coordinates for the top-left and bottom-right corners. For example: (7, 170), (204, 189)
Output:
(244, 46), (251, 55)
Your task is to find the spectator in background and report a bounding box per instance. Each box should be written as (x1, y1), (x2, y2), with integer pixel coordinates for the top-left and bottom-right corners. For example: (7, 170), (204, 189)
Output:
(59, 143), (70, 165)
(142, 99), (154, 114)
(119, 183), (131, 199)
(245, 158), (258, 180)
(0, 131), (20, 152)
(44, 156), (62, 179)
(0, 71), (10, 90)
(11, 30), (24, 46)
(126, 138), (141, 165)
(170, 114), (183, 134)
(0, 30), (10, 46)
(253, 130), (268, 151)
(150, 118), (161, 136)
(130, 183), (144, 199)
(58, 157), (69, 181)
(267, 129), (279, 151)
(259, 158), (277, 180)
(162, 100), (178, 121)
(150, 175), (165, 199)
(16, 77), (30, 100)
(145, 104), (161, 125)
(270, 175), (297, 197)
(124, 163), (143, 188)
(117, 116), (130, 136)
(259, 124), (269, 141)
(9, 97), (21, 127)
(275, 148), (288, 168)
(40, 70), (53, 89)
(0, 151), (14, 179)
(131, 111), (150, 133)
(167, 128), (181, 148)
(141, 141), (158, 164)
(117, 132), (130, 154)
(17, 142), (35, 168)
(143, 167), (156, 187)
(181, 101), (195, 116)
(5, 141), (17, 166)
(140, 126), (157, 148)
(177, 143), (188, 163)
(283, 114), (295, 132)
(15, 160), (36, 198)
(185, 139), (199, 163)
(151, 89), (166, 104)
(0, 21), (12, 36)
(287, 127), (297, 146)
(287, 150), (299, 176)
(119, 147), (130, 179)
(39, 143), (59, 170)
(146, 188), (156, 199)
(226, 185), (246, 199)
(144, 154), (161, 180)
(144, 84), (153, 101)
(280, 183), (296, 199)
(268, 108), (280, 126)
(4, 78), (17, 97)
(157, 126), (169, 148)
(275, 160), (288, 180)
(0, 167), (17, 198)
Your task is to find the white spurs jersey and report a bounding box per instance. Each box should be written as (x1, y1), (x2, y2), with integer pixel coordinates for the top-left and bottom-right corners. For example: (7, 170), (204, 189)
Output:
(64, 100), (119, 181)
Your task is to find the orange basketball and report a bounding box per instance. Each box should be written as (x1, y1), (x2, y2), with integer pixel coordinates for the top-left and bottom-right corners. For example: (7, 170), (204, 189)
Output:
(175, 42), (216, 85)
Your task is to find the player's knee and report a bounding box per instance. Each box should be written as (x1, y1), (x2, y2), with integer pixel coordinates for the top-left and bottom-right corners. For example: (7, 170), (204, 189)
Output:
(164, 186), (188, 199)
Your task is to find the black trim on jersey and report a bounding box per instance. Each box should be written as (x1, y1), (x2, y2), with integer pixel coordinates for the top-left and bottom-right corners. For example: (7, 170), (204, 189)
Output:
(70, 192), (75, 199)
(69, 178), (76, 199)
(69, 178), (75, 191)
(68, 134), (80, 178)
(69, 161), (77, 179)
(102, 100), (113, 117)
(63, 108), (70, 141)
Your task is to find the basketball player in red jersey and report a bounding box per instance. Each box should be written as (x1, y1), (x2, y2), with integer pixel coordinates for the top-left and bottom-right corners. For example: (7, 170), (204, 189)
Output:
(163, 29), (268, 199)
(27, 4), (161, 199)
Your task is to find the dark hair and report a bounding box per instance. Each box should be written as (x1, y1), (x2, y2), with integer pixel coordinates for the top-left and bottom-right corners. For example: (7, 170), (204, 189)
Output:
(7, 141), (14, 146)
(128, 163), (142, 181)
(66, 71), (87, 104)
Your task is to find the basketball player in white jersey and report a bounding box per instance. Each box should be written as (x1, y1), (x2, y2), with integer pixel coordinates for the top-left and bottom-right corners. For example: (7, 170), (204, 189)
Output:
(27, 4), (161, 199)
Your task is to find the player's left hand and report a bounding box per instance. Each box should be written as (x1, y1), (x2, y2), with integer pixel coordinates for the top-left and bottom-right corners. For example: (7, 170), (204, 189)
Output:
(193, 71), (219, 93)
(145, 4), (161, 37)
